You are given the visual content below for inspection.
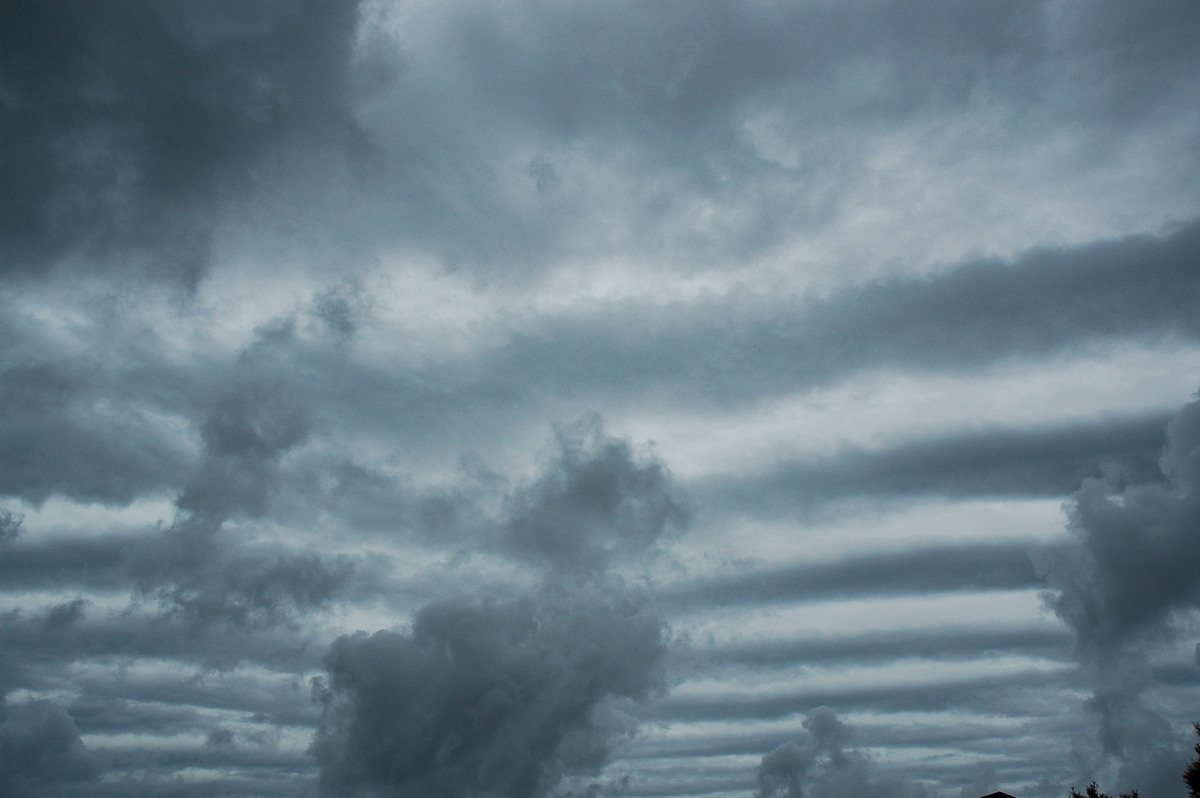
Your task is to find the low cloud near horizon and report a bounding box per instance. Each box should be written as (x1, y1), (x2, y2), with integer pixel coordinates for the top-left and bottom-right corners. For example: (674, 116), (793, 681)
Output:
(2, 1), (1199, 797)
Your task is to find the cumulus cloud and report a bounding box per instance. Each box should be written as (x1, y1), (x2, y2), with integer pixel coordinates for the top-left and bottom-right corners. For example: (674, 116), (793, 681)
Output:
(129, 516), (353, 630)
(755, 707), (927, 798)
(1039, 390), (1200, 790)
(1042, 391), (1200, 663)
(129, 383), (352, 629)
(309, 422), (681, 797)
(0, 699), (103, 797)
(502, 416), (687, 575)
(176, 384), (311, 522)
(312, 592), (666, 798)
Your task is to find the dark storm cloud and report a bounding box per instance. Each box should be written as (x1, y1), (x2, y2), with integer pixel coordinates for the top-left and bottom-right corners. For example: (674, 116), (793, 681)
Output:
(502, 416), (688, 575)
(755, 707), (927, 798)
(664, 541), (1039, 608)
(0, 0), (365, 281)
(703, 414), (1171, 517)
(312, 592), (666, 798)
(0, 699), (103, 797)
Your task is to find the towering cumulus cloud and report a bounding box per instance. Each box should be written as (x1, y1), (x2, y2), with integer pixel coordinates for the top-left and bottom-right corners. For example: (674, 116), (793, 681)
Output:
(755, 708), (927, 798)
(1042, 390), (1200, 792)
(313, 593), (665, 798)
(313, 420), (679, 798)
(502, 417), (688, 575)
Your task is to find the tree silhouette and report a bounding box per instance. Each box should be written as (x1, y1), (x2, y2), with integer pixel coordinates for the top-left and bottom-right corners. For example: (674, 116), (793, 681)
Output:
(1068, 783), (1137, 798)
(1185, 722), (1200, 798)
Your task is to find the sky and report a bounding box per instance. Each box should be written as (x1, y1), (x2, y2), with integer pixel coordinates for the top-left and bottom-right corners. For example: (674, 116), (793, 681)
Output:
(1, 1), (1199, 797)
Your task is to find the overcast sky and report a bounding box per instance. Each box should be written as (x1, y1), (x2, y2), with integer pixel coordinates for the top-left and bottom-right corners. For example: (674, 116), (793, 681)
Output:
(2, 1), (1199, 797)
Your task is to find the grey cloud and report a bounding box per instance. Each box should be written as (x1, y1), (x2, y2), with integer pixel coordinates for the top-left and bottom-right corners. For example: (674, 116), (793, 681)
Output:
(2, 377), (352, 630)
(69, 671), (322, 734)
(336, 0), (1199, 278)
(42, 597), (87, 631)
(1038, 391), (1200, 789)
(0, 699), (103, 797)
(0, 508), (21, 545)
(0, 0), (366, 282)
(698, 627), (1071, 670)
(704, 413), (1171, 517)
(355, 220), (1199, 423)
(0, 362), (192, 506)
(658, 667), (1074, 723)
(177, 384), (310, 522)
(274, 455), (497, 544)
(664, 541), (1039, 609)
(128, 515), (353, 631)
(157, 223), (1199, 480)
(755, 707), (928, 798)
(124, 380), (353, 630)
(312, 592), (666, 798)
(0, 2), (1196, 794)
(1042, 392), (1200, 665)
(0, 608), (323, 693)
(502, 417), (688, 575)
(206, 727), (236, 749)
(0, 535), (134, 591)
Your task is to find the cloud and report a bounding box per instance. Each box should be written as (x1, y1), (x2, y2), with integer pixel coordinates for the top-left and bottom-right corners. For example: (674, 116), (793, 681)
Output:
(0, 361), (191, 506)
(128, 515), (354, 630)
(755, 707), (928, 798)
(665, 541), (1039, 609)
(312, 592), (666, 798)
(0, 0), (368, 283)
(359, 221), (1200, 424)
(176, 384), (311, 522)
(502, 416), (688, 575)
(1038, 390), (1200, 789)
(1042, 391), (1200, 665)
(0, 698), (103, 797)
(0, 508), (21, 545)
(703, 413), (1171, 517)
(127, 382), (352, 630)
(0, 535), (134, 592)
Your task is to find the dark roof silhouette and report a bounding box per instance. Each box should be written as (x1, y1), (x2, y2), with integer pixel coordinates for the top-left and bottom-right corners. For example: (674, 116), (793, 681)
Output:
(978, 793), (1018, 798)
